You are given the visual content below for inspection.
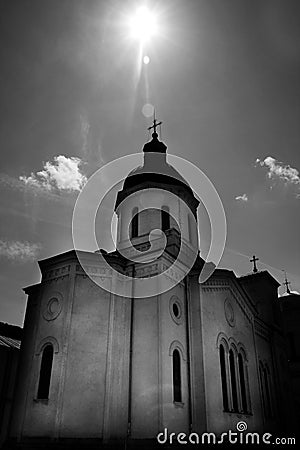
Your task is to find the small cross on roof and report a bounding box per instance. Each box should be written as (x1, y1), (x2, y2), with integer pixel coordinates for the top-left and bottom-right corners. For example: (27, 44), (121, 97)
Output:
(250, 255), (259, 273)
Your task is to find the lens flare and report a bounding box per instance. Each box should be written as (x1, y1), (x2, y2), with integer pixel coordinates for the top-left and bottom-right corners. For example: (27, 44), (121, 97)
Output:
(142, 103), (154, 117)
(129, 6), (158, 43)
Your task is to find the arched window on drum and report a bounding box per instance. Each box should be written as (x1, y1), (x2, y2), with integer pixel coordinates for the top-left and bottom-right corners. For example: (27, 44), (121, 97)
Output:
(37, 344), (54, 400)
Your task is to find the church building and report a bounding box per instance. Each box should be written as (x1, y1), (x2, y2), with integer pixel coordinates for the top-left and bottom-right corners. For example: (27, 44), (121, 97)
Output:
(5, 123), (297, 448)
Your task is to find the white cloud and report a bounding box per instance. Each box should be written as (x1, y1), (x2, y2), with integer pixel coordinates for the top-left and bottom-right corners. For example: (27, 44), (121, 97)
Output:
(19, 155), (87, 192)
(0, 173), (76, 206)
(256, 156), (300, 185)
(0, 240), (41, 262)
(235, 194), (248, 202)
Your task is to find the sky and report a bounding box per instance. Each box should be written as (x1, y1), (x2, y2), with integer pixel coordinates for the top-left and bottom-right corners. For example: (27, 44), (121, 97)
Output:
(0, 0), (299, 325)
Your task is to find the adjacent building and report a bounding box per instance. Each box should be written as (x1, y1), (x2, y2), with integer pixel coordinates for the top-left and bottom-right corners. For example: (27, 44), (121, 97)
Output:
(0, 323), (22, 448)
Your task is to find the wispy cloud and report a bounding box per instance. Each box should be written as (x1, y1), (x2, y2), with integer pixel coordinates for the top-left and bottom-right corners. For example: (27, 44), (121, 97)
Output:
(256, 156), (300, 185)
(0, 174), (27, 192)
(256, 156), (300, 198)
(19, 155), (87, 193)
(80, 112), (90, 157)
(0, 240), (41, 262)
(79, 111), (104, 169)
(235, 194), (248, 202)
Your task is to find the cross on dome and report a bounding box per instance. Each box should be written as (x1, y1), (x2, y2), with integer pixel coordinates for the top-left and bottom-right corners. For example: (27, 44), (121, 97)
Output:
(148, 111), (162, 138)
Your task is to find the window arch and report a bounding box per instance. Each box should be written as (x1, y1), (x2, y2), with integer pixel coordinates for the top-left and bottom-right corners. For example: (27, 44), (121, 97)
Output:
(238, 353), (248, 413)
(263, 367), (272, 418)
(263, 365), (272, 418)
(37, 344), (54, 399)
(259, 361), (274, 419)
(229, 349), (239, 412)
(131, 207), (139, 239)
(219, 344), (229, 411)
(173, 349), (182, 402)
(218, 335), (251, 415)
(259, 362), (265, 416)
(161, 205), (170, 232)
(259, 361), (273, 420)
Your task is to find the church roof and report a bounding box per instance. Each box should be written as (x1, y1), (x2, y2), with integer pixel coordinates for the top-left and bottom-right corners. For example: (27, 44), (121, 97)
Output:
(122, 158), (192, 192)
(238, 270), (280, 287)
(280, 291), (300, 312)
(280, 290), (300, 297)
(0, 335), (21, 349)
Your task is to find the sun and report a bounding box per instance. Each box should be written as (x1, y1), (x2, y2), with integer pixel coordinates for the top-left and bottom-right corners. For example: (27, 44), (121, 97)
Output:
(128, 6), (158, 43)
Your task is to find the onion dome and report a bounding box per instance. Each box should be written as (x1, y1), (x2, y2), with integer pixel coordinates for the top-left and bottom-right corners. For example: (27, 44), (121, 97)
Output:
(115, 123), (199, 215)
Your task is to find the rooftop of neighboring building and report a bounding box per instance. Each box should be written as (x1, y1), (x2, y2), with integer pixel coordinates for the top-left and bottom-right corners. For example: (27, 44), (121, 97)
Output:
(0, 322), (23, 346)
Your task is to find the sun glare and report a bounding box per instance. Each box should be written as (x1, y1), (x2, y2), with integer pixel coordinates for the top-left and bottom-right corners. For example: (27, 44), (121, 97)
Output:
(129, 6), (158, 43)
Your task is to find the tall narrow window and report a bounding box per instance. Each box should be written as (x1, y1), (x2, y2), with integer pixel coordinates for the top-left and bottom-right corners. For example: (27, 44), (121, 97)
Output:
(173, 349), (182, 402)
(229, 350), (238, 412)
(263, 367), (272, 418)
(131, 207), (139, 239)
(37, 344), (54, 399)
(238, 353), (248, 413)
(219, 344), (229, 411)
(259, 363), (266, 416)
(161, 206), (170, 232)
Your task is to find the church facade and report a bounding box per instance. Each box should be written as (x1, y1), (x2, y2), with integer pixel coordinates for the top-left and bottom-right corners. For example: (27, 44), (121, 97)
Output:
(6, 129), (297, 448)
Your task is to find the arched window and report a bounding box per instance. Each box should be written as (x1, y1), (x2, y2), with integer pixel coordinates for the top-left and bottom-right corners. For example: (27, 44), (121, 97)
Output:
(131, 207), (139, 239)
(173, 349), (182, 402)
(238, 353), (248, 413)
(37, 344), (54, 399)
(219, 344), (229, 411)
(161, 206), (170, 232)
(263, 367), (272, 418)
(259, 362), (273, 420)
(229, 349), (238, 412)
(217, 335), (251, 415)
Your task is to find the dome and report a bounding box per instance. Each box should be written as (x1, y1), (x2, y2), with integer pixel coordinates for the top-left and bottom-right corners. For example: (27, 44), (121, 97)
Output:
(122, 159), (192, 192)
(115, 130), (199, 214)
(122, 131), (192, 192)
